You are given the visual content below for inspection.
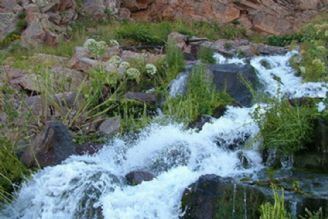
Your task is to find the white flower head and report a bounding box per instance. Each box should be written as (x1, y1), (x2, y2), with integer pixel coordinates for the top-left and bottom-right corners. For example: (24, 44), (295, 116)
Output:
(118, 61), (130, 74)
(108, 55), (122, 66)
(126, 68), (141, 81)
(145, 63), (157, 76)
(109, 39), (120, 47)
(83, 39), (97, 48)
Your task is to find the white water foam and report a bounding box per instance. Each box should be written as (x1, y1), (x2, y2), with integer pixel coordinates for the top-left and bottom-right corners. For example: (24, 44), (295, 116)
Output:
(2, 51), (327, 219)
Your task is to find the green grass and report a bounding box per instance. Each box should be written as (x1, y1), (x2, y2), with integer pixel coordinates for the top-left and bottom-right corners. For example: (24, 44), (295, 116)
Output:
(260, 188), (290, 219)
(165, 40), (185, 83)
(164, 65), (233, 123)
(0, 137), (30, 203)
(254, 99), (314, 155)
(197, 46), (216, 64)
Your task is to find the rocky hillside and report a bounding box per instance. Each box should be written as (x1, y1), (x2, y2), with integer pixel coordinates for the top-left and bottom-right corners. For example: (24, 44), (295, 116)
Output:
(1, 0), (327, 47)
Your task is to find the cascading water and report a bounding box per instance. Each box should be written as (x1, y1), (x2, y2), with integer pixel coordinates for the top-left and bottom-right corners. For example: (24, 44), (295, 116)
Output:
(1, 51), (327, 219)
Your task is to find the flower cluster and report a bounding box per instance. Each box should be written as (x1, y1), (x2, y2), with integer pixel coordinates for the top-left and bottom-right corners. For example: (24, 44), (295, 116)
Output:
(145, 64), (157, 76)
(83, 39), (107, 59)
(126, 68), (141, 83)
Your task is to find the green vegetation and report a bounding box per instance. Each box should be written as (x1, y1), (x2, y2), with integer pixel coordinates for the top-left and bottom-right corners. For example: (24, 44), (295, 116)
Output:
(164, 65), (232, 123)
(259, 188), (289, 219)
(254, 99), (314, 155)
(197, 46), (216, 64)
(0, 137), (30, 203)
(165, 40), (185, 82)
(267, 13), (328, 82)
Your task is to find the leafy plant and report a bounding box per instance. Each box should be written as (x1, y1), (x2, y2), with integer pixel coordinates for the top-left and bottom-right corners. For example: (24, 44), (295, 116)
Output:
(165, 40), (185, 82)
(260, 188), (290, 219)
(254, 99), (314, 155)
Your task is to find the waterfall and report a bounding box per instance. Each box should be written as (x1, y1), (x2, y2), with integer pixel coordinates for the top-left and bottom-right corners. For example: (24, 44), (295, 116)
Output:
(1, 51), (327, 219)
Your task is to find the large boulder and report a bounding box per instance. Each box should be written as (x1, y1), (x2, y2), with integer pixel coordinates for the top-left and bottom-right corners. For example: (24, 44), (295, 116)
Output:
(20, 121), (76, 168)
(181, 175), (266, 219)
(207, 63), (258, 106)
(98, 117), (121, 136)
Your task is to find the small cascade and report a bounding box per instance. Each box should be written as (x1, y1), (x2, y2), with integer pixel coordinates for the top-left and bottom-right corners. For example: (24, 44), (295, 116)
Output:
(1, 51), (327, 219)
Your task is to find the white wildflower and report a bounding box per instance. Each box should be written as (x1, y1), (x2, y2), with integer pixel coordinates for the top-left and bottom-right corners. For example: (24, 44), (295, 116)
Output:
(145, 63), (157, 76)
(83, 38), (97, 49)
(109, 40), (120, 47)
(108, 55), (122, 66)
(126, 68), (141, 82)
(118, 61), (130, 74)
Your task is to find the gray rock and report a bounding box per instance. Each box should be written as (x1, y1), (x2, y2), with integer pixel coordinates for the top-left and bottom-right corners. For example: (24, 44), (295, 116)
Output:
(20, 121), (76, 168)
(125, 170), (155, 185)
(125, 92), (156, 104)
(181, 175), (266, 219)
(98, 117), (121, 136)
(207, 63), (258, 106)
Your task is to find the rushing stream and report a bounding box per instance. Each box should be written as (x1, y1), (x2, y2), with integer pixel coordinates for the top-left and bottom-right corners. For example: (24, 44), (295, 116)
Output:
(1, 51), (327, 219)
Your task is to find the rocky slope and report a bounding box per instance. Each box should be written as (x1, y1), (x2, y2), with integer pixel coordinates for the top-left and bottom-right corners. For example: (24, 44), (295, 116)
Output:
(1, 0), (327, 47)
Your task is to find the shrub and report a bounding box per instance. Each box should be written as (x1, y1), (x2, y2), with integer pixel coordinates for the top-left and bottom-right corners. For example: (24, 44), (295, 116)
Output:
(254, 100), (314, 155)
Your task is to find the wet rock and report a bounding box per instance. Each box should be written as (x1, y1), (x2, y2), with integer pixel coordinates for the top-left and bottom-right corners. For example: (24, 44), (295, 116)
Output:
(207, 63), (258, 106)
(202, 39), (287, 57)
(76, 143), (104, 155)
(98, 117), (121, 136)
(20, 121), (76, 168)
(181, 174), (266, 219)
(294, 118), (328, 173)
(124, 92), (156, 104)
(188, 115), (212, 131)
(125, 170), (155, 185)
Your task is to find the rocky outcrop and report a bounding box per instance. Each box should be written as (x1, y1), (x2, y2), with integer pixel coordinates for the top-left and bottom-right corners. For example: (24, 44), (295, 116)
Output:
(82, 0), (120, 19)
(126, 0), (328, 35)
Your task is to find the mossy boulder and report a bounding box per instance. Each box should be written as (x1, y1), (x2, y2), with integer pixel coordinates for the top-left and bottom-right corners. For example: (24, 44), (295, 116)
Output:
(181, 174), (266, 219)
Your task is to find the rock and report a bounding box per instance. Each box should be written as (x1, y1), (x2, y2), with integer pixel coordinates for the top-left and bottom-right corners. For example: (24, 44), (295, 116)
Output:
(181, 175), (266, 219)
(202, 39), (287, 57)
(76, 143), (104, 155)
(10, 73), (40, 93)
(83, 0), (120, 19)
(126, 0), (326, 35)
(188, 115), (212, 131)
(121, 50), (165, 64)
(25, 92), (81, 117)
(207, 63), (258, 106)
(50, 66), (85, 91)
(125, 170), (155, 185)
(69, 56), (99, 72)
(124, 92), (156, 104)
(167, 32), (188, 50)
(0, 13), (18, 41)
(20, 121), (76, 168)
(30, 53), (69, 67)
(121, 0), (154, 12)
(294, 117), (328, 173)
(98, 117), (121, 136)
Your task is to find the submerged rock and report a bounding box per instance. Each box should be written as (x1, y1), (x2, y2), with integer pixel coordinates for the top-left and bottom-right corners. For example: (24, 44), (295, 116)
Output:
(181, 174), (266, 219)
(125, 170), (155, 185)
(207, 63), (258, 106)
(20, 121), (76, 168)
